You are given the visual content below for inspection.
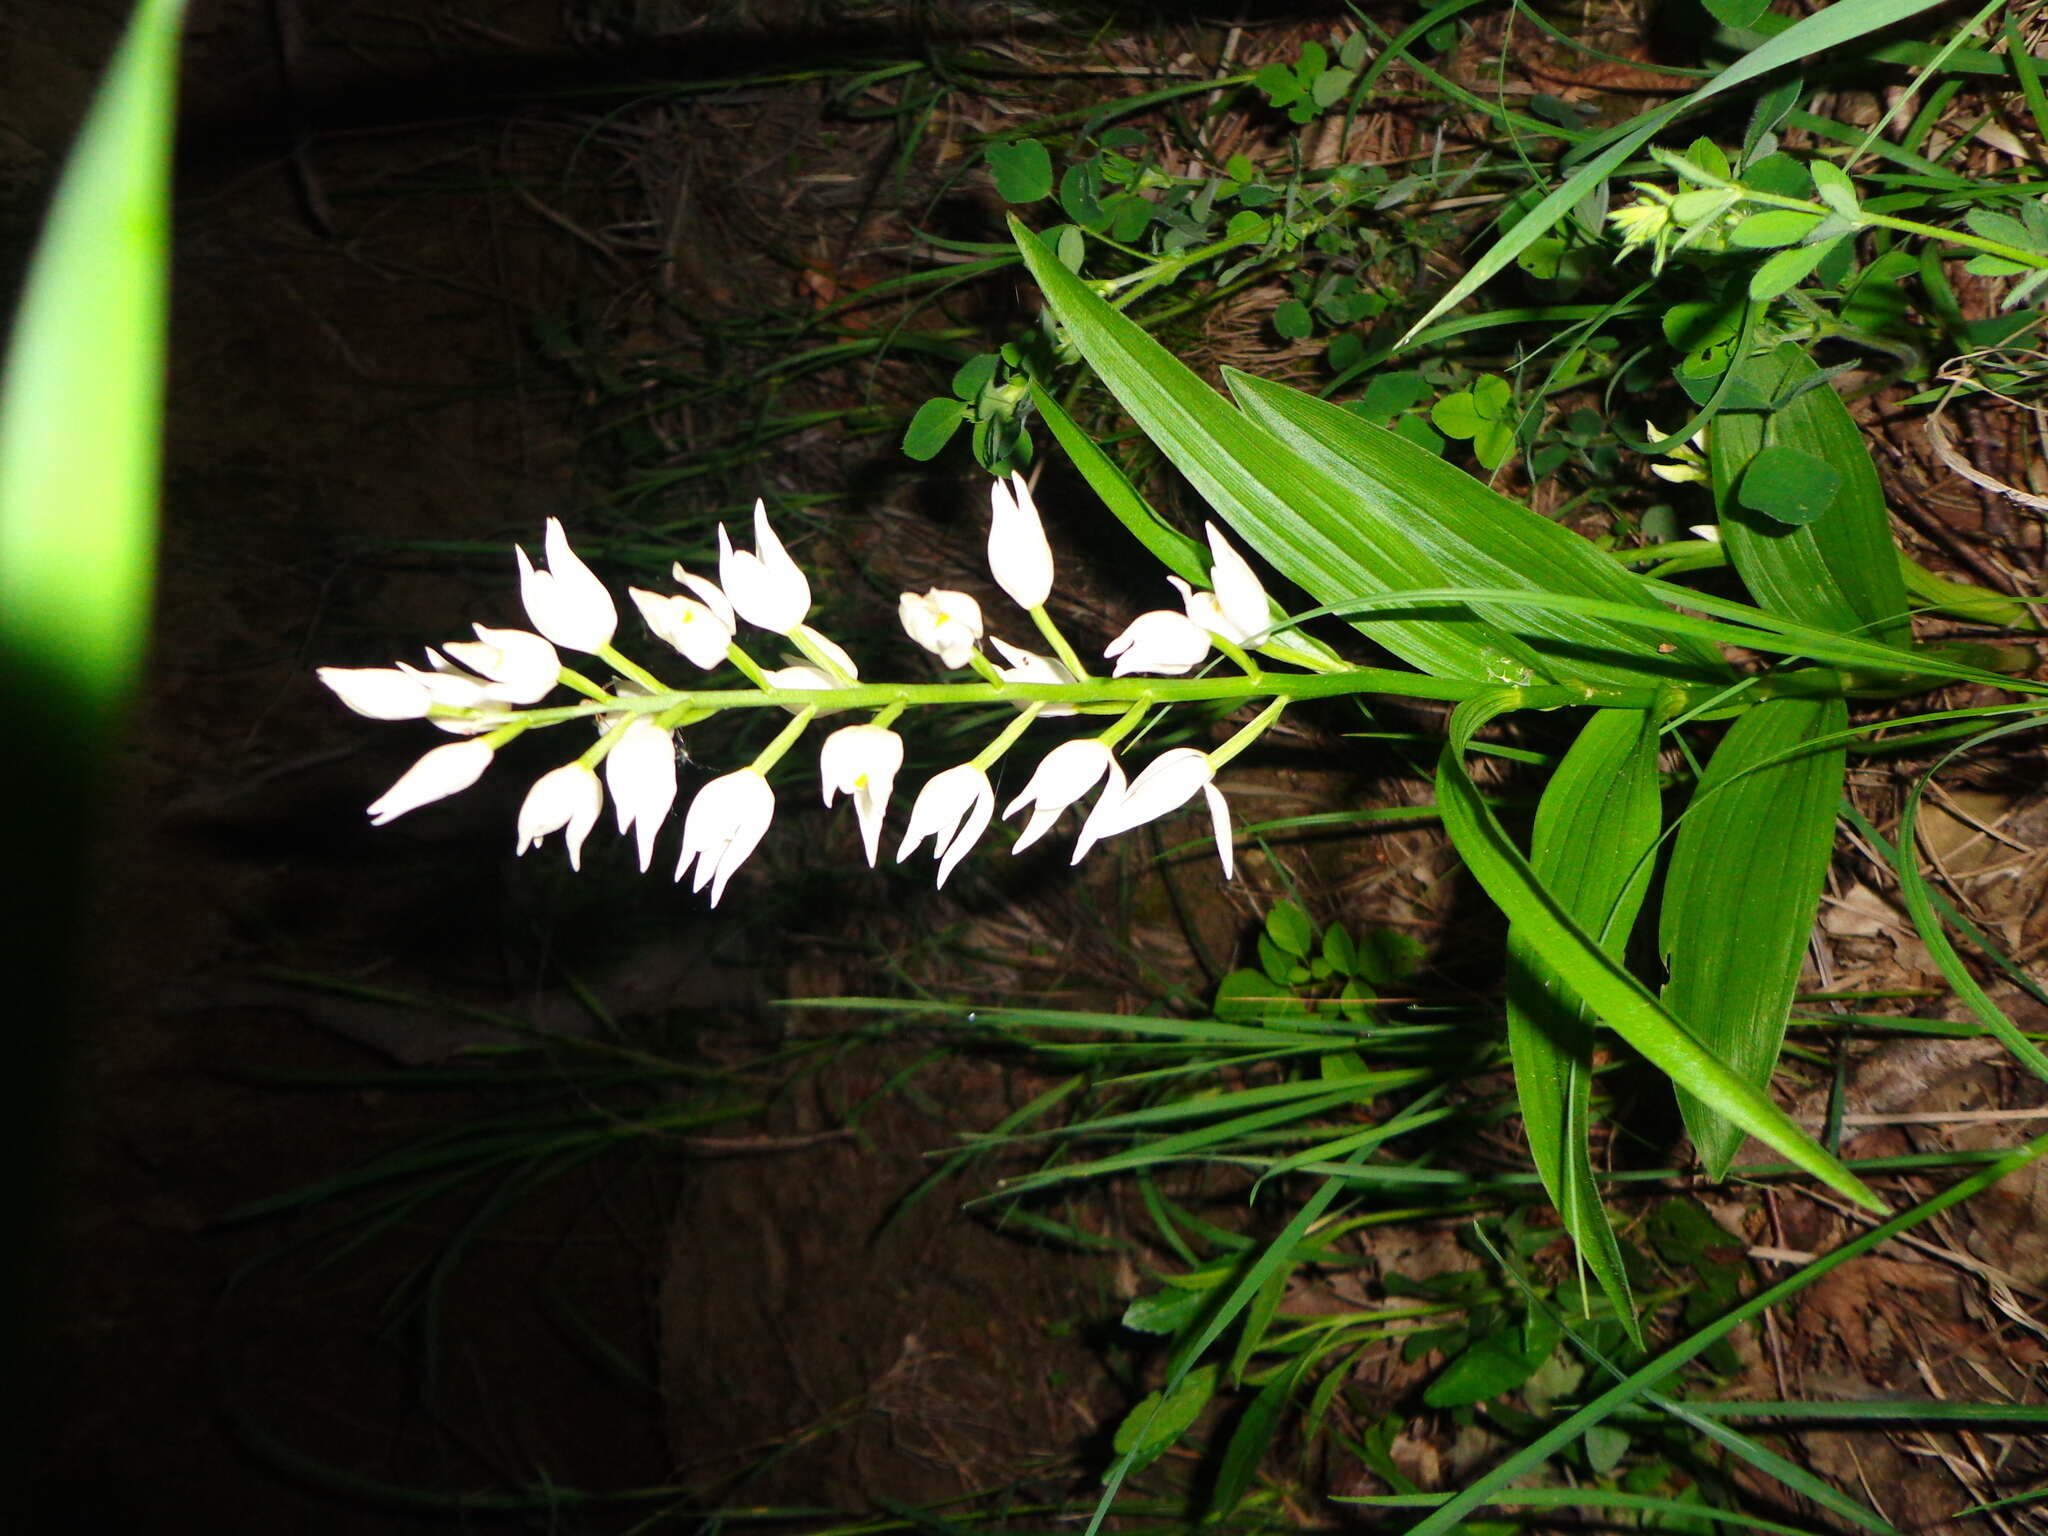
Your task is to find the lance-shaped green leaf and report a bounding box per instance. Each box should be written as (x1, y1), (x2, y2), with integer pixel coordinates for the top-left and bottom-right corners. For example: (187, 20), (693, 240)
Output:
(1711, 344), (1911, 647)
(1662, 695), (1849, 1177)
(1507, 708), (1660, 1343)
(1436, 694), (1879, 1214)
(1014, 219), (1534, 684)
(1227, 370), (1732, 690)
(0, 0), (185, 723)
(1029, 380), (1209, 585)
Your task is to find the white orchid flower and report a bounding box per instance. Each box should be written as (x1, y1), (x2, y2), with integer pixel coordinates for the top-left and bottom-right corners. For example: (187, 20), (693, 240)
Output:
(1103, 609), (1210, 676)
(896, 763), (994, 888)
(1203, 523), (1271, 642)
(1167, 578), (1238, 642)
(718, 500), (811, 634)
(675, 768), (775, 905)
(1003, 738), (1114, 853)
(987, 636), (1076, 717)
(317, 666), (435, 721)
(366, 739), (494, 826)
(899, 588), (984, 669)
(1072, 747), (1233, 879)
(441, 625), (562, 704)
(987, 472), (1053, 610)
(604, 716), (678, 872)
(819, 723), (904, 867)
(630, 581), (734, 671)
(515, 518), (617, 654)
(763, 663), (835, 693)
(516, 762), (605, 870)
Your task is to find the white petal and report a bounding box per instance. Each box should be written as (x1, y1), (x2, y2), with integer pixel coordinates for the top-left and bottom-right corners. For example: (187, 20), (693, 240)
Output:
(442, 625), (561, 704)
(630, 587), (733, 671)
(988, 473), (1054, 610)
(899, 589), (983, 669)
(672, 565), (736, 628)
(605, 717), (679, 872)
(896, 764), (993, 888)
(1202, 781), (1234, 880)
(1204, 523), (1271, 643)
(717, 503), (811, 634)
(819, 723), (903, 867)
(516, 519), (618, 654)
(366, 740), (494, 825)
(516, 763), (605, 870)
(763, 664), (833, 691)
(1103, 610), (1210, 676)
(675, 769), (775, 905)
(1069, 757), (1129, 865)
(1003, 738), (1113, 853)
(1073, 747), (1212, 855)
(317, 666), (433, 720)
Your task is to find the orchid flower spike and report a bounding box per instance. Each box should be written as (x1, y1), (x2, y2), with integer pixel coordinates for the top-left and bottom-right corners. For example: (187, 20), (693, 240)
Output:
(675, 768), (776, 905)
(1103, 609), (1210, 677)
(819, 723), (905, 867)
(1004, 738), (1115, 853)
(365, 739), (495, 826)
(516, 762), (605, 871)
(899, 589), (985, 669)
(1072, 747), (1233, 879)
(516, 518), (618, 654)
(896, 763), (994, 888)
(987, 473), (1053, 610)
(605, 716), (679, 872)
(718, 501), (811, 634)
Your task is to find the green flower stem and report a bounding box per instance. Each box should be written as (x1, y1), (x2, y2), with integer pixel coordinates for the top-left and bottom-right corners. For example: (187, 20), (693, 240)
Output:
(1207, 696), (1288, 771)
(556, 666), (616, 703)
(1094, 695), (1153, 751)
(1209, 631), (1264, 679)
(478, 665), (1861, 733)
(965, 648), (1009, 687)
(747, 704), (818, 775)
(1253, 638), (1343, 674)
(968, 701), (1046, 772)
(869, 699), (907, 731)
(1027, 603), (1091, 681)
(724, 642), (772, 688)
(595, 644), (671, 697)
(577, 718), (631, 770)
(788, 623), (856, 685)
(1730, 186), (2048, 270)
(479, 719), (530, 751)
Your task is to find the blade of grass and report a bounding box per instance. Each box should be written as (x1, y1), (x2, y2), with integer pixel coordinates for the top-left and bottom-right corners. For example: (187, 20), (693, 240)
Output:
(1398, 1129), (2048, 1536)
(1395, 0), (1954, 346)
(1891, 714), (2048, 1086)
